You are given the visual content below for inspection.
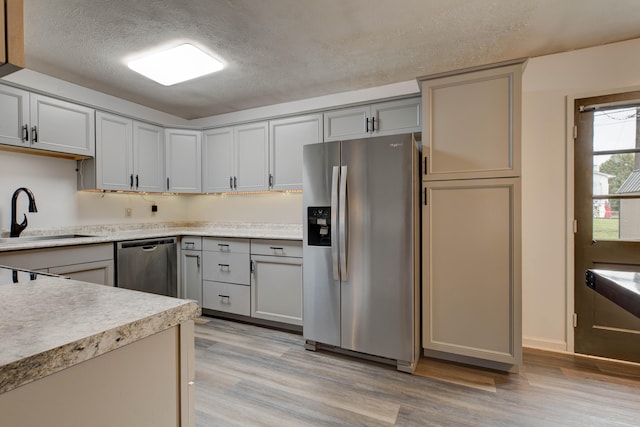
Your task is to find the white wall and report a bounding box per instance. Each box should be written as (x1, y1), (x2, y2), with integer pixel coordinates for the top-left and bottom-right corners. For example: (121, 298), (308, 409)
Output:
(521, 38), (640, 351)
(0, 151), (187, 232)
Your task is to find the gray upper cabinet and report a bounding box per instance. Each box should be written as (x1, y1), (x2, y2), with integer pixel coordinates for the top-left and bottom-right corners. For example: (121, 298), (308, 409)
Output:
(95, 112), (164, 192)
(0, 85), (95, 158)
(29, 94), (95, 157)
(0, 85), (29, 147)
(133, 121), (165, 193)
(203, 126), (234, 193)
(202, 122), (269, 193)
(234, 122), (269, 192)
(420, 64), (522, 181)
(323, 97), (421, 142)
(269, 113), (323, 191)
(165, 129), (202, 193)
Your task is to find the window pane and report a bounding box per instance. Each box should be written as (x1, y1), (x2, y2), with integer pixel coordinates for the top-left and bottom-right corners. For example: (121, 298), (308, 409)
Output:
(594, 153), (640, 197)
(593, 107), (638, 152)
(593, 199), (619, 240)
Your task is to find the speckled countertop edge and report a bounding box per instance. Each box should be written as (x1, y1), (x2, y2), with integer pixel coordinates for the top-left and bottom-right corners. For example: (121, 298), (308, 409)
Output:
(0, 222), (303, 252)
(0, 278), (201, 394)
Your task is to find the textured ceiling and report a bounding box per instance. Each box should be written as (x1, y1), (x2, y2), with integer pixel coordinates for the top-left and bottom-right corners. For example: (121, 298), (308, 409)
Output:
(22, 0), (640, 119)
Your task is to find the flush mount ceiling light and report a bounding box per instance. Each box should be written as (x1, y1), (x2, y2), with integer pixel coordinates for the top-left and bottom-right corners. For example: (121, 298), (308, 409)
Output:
(127, 43), (223, 86)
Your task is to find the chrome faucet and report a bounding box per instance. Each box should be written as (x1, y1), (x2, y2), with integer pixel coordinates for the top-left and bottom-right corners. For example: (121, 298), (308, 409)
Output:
(10, 187), (38, 238)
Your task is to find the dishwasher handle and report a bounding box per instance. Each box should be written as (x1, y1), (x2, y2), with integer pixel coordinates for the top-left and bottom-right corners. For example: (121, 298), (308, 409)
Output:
(142, 245), (158, 252)
(119, 238), (176, 249)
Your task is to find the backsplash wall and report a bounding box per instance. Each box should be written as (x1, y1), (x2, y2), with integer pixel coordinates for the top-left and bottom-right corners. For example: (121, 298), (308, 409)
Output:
(0, 150), (302, 233)
(0, 151), (187, 231)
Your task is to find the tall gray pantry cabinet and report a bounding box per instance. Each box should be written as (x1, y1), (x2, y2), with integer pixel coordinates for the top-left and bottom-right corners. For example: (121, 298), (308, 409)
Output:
(419, 61), (523, 372)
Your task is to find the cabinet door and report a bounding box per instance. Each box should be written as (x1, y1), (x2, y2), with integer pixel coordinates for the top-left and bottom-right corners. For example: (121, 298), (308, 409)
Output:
(371, 97), (421, 137)
(202, 127), (234, 193)
(0, 85), (28, 147)
(49, 260), (115, 286)
(421, 64), (522, 181)
(181, 249), (202, 306)
(165, 129), (202, 193)
(250, 255), (303, 325)
(269, 114), (322, 191)
(234, 121), (269, 192)
(30, 94), (95, 157)
(323, 105), (370, 142)
(422, 178), (521, 367)
(133, 121), (164, 193)
(96, 111), (133, 191)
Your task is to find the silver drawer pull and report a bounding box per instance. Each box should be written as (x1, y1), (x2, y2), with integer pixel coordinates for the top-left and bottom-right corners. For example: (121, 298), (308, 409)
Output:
(218, 294), (230, 304)
(218, 263), (230, 271)
(217, 243), (230, 251)
(185, 242), (195, 249)
(269, 246), (285, 254)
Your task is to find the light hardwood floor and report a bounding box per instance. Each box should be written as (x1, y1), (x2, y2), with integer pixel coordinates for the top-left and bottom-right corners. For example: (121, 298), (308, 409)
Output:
(194, 317), (640, 426)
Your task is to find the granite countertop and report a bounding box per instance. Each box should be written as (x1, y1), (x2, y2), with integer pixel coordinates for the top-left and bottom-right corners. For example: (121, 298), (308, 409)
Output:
(0, 222), (303, 252)
(0, 278), (201, 394)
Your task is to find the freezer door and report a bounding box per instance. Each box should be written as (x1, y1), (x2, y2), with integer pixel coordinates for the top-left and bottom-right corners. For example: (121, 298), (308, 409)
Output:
(303, 142), (341, 346)
(340, 135), (416, 362)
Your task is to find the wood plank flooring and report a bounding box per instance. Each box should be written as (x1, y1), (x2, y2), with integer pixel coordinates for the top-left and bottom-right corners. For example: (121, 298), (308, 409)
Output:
(194, 317), (640, 426)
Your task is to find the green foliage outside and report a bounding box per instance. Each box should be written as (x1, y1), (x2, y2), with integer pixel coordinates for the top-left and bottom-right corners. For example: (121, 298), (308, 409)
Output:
(599, 153), (635, 211)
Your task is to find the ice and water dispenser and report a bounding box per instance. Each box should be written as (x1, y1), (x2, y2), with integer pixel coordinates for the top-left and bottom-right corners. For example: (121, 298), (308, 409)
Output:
(307, 207), (331, 246)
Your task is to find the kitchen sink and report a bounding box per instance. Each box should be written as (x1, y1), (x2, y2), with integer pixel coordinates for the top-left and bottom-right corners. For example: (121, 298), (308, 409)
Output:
(0, 234), (94, 244)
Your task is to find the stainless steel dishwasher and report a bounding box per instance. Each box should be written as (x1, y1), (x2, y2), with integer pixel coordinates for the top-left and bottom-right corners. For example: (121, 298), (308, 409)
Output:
(116, 237), (177, 297)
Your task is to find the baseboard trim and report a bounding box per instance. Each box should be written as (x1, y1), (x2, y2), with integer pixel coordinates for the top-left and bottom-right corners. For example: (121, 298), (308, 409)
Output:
(522, 337), (567, 352)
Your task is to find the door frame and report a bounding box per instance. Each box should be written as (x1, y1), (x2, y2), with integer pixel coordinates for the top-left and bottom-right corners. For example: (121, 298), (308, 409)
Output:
(564, 85), (640, 354)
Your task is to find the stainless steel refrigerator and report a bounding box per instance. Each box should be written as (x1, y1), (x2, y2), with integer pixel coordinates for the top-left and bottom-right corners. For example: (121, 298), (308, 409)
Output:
(302, 133), (420, 372)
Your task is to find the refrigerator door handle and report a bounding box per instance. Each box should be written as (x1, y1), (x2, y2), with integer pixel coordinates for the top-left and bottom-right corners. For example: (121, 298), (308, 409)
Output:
(331, 166), (340, 281)
(339, 165), (348, 280)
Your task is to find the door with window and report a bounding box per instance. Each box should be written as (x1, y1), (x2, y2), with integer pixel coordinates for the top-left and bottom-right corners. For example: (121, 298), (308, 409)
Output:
(574, 91), (640, 362)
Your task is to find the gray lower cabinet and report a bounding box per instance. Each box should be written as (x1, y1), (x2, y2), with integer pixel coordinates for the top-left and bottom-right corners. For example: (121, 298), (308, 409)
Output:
(421, 178), (521, 371)
(180, 237), (202, 306)
(198, 237), (303, 327)
(0, 243), (114, 286)
(202, 238), (251, 316)
(250, 240), (303, 326)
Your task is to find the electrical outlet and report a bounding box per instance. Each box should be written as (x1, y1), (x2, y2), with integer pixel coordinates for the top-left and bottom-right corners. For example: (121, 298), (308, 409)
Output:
(151, 204), (158, 213)
(125, 207), (132, 217)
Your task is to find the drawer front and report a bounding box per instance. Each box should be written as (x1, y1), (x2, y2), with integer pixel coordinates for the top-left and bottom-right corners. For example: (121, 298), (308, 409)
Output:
(181, 236), (202, 250)
(203, 281), (250, 316)
(202, 251), (250, 284)
(203, 237), (250, 254)
(250, 239), (302, 257)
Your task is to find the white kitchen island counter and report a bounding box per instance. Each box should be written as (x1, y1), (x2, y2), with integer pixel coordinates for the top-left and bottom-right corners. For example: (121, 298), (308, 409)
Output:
(0, 277), (200, 427)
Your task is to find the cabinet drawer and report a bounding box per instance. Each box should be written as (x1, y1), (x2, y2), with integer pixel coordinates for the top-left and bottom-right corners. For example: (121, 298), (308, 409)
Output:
(203, 281), (250, 316)
(203, 237), (250, 254)
(181, 236), (202, 250)
(202, 251), (249, 285)
(250, 239), (302, 257)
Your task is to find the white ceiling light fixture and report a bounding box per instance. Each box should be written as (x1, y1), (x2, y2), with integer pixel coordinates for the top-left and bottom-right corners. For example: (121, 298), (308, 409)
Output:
(128, 43), (223, 86)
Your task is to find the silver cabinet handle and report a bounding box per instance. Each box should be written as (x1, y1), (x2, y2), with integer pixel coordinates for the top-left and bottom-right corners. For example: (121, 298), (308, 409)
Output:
(229, 176), (233, 190)
(218, 294), (230, 304)
(22, 125), (28, 142)
(217, 243), (230, 251)
(269, 174), (273, 188)
(31, 126), (38, 143)
(218, 263), (230, 271)
(233, 176), (237, 189)
(269, 246), (285, 255)
(339, 165), (348, 280)
(331, 166), (340, 281)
